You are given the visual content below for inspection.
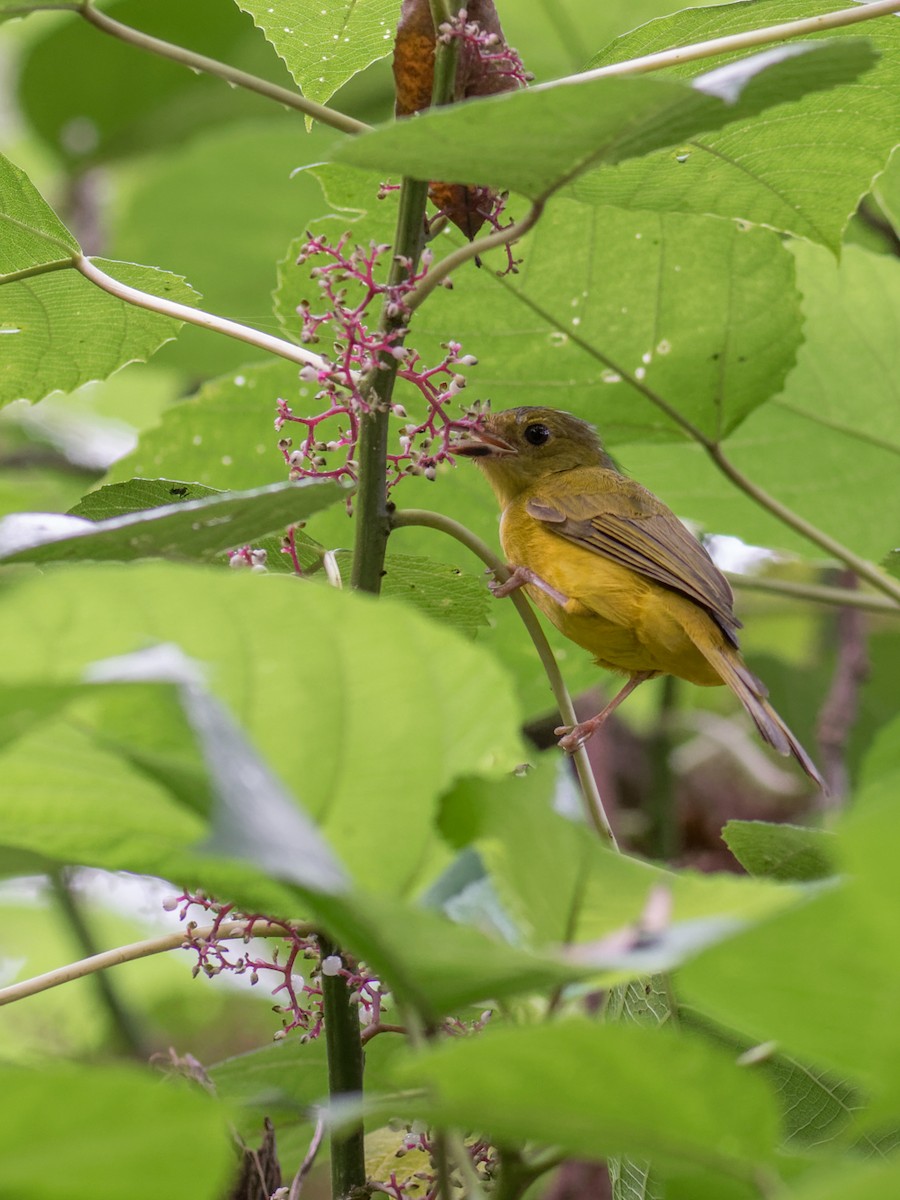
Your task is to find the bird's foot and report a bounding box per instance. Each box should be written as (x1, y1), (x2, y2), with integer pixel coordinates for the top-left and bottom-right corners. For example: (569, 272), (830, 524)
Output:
(555, 672), (656, 755)
(490, 564), (570, 607)
(555, 719), (600, 755)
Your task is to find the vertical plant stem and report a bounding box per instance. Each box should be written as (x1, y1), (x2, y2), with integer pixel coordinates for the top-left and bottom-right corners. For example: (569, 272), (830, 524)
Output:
(350, 177), (430, 594)
(320, 938), (367, 1199)
(48, 869), (148, 1058)
(350, 17), (458, 593)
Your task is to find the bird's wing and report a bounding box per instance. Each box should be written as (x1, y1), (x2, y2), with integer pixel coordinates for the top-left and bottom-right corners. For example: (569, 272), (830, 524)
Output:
(526, 472), (741, 645)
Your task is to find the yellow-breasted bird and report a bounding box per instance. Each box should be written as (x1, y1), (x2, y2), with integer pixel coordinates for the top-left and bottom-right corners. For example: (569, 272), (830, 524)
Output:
(454, 405), (824, 789)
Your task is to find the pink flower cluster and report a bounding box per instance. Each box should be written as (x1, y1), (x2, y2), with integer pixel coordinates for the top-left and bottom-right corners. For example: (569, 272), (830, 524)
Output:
(275, 234), (483, 495)
(437, 7), (532, 90)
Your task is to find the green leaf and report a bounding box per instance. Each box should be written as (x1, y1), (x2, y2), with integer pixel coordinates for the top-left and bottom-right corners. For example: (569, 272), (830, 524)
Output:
(0, 257), (198, 409)
(722, 820), (836, 882)
(69, 478), (219, 519)
(0, 561), (525, 894)
(0, 1063), (232, 1200)
(16, 0), (297, 165)
(883, 549), (900, 580)
(0, 152), (79, 274)
(0, 479), (348, 564)
(615, 242), (900, 559)
(680, 778), (900, 1117)
(390, 1019), (780, 1170)
(234, 0), (398, 110)
(579, 1), (900, 250)
(339, 550), (491, 637)
(333, 40), (877, 200)
(104, 360), (299, 491)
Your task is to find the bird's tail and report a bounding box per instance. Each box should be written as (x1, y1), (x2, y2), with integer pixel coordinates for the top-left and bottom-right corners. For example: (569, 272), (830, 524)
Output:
(698, 643), (826, 791)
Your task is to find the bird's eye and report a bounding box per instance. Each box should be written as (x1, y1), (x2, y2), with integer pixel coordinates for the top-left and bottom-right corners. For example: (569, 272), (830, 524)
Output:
(524, 423), (551, 446)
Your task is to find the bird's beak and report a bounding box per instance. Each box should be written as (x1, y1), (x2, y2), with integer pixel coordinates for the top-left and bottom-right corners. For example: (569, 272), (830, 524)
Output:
(451, 428), (517, 459)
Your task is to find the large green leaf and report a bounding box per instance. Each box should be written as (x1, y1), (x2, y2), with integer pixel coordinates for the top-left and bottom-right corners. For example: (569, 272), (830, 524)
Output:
(680, 763), (900, 1120)
(0, 1063), (233, 1199)
(333, 39), (876, 201)
(0, 478), (347, 564)
(0, 151), (79, 274)
(617, 241), (900, 559)
(578, 0), (900, 251)
(0, 256), (198, 408)
(389, 1020), (780, 1172)
(15, 0), (297, 165)
(233, 0), (399, 110)
(0, 561), (524, 893)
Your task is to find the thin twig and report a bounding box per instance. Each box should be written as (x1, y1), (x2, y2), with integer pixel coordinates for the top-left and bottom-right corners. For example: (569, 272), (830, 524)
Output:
(0, 919), (314, 1007)
(406, 201), (544, 313)
(78, 0), (370, 135)
(726, 571), (900, 614)
(73, 254), (342, 375)
(708, 444), (900, 605)
(544, 0), (900, 87)
(288, 1115), (326, 1200)
(390, 507), (617, 847)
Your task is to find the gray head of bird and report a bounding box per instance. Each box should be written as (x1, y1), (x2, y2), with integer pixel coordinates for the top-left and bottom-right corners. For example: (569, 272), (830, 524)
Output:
(453, 406), (615, 503)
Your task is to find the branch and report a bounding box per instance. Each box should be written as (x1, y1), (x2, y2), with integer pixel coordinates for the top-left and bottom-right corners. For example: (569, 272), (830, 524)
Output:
(708, 444), (900, 606)
(406, 201), (544, 313)
(0, 918), (314, 1007)
(546, 0), (900, 86)
(73, 254), (342, 375)
(390, 507), (617, 847)
(78, 1), (370, 136)
(726, 571), (900, 614)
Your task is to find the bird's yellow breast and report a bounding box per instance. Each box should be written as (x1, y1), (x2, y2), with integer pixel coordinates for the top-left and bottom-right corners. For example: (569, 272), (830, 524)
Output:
(500, 501), (725, 687)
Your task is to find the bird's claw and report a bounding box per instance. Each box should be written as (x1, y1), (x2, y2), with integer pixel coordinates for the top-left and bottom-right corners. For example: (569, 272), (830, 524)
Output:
(490, 565), (570, 606)
(554, 723), (590, 754)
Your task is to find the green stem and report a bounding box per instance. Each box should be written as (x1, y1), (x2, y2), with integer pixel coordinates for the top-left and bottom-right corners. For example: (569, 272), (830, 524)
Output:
(320, 938), (367, 1200)
(0, 258), (74, 286)
(406, 201), (544, 314)
(78, 1), (370, 135)
(49, 869), (148, 1058)
(390, 507), (617, 847)
(350, 15), (460, 592)
(350, 177), (430, 594)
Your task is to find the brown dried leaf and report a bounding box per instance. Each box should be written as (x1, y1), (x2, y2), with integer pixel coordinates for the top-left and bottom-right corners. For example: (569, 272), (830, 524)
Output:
(392, 0), (527, 238)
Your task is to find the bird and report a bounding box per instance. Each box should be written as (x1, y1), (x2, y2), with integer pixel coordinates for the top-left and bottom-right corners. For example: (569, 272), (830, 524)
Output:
(453, 405), (824, 789)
